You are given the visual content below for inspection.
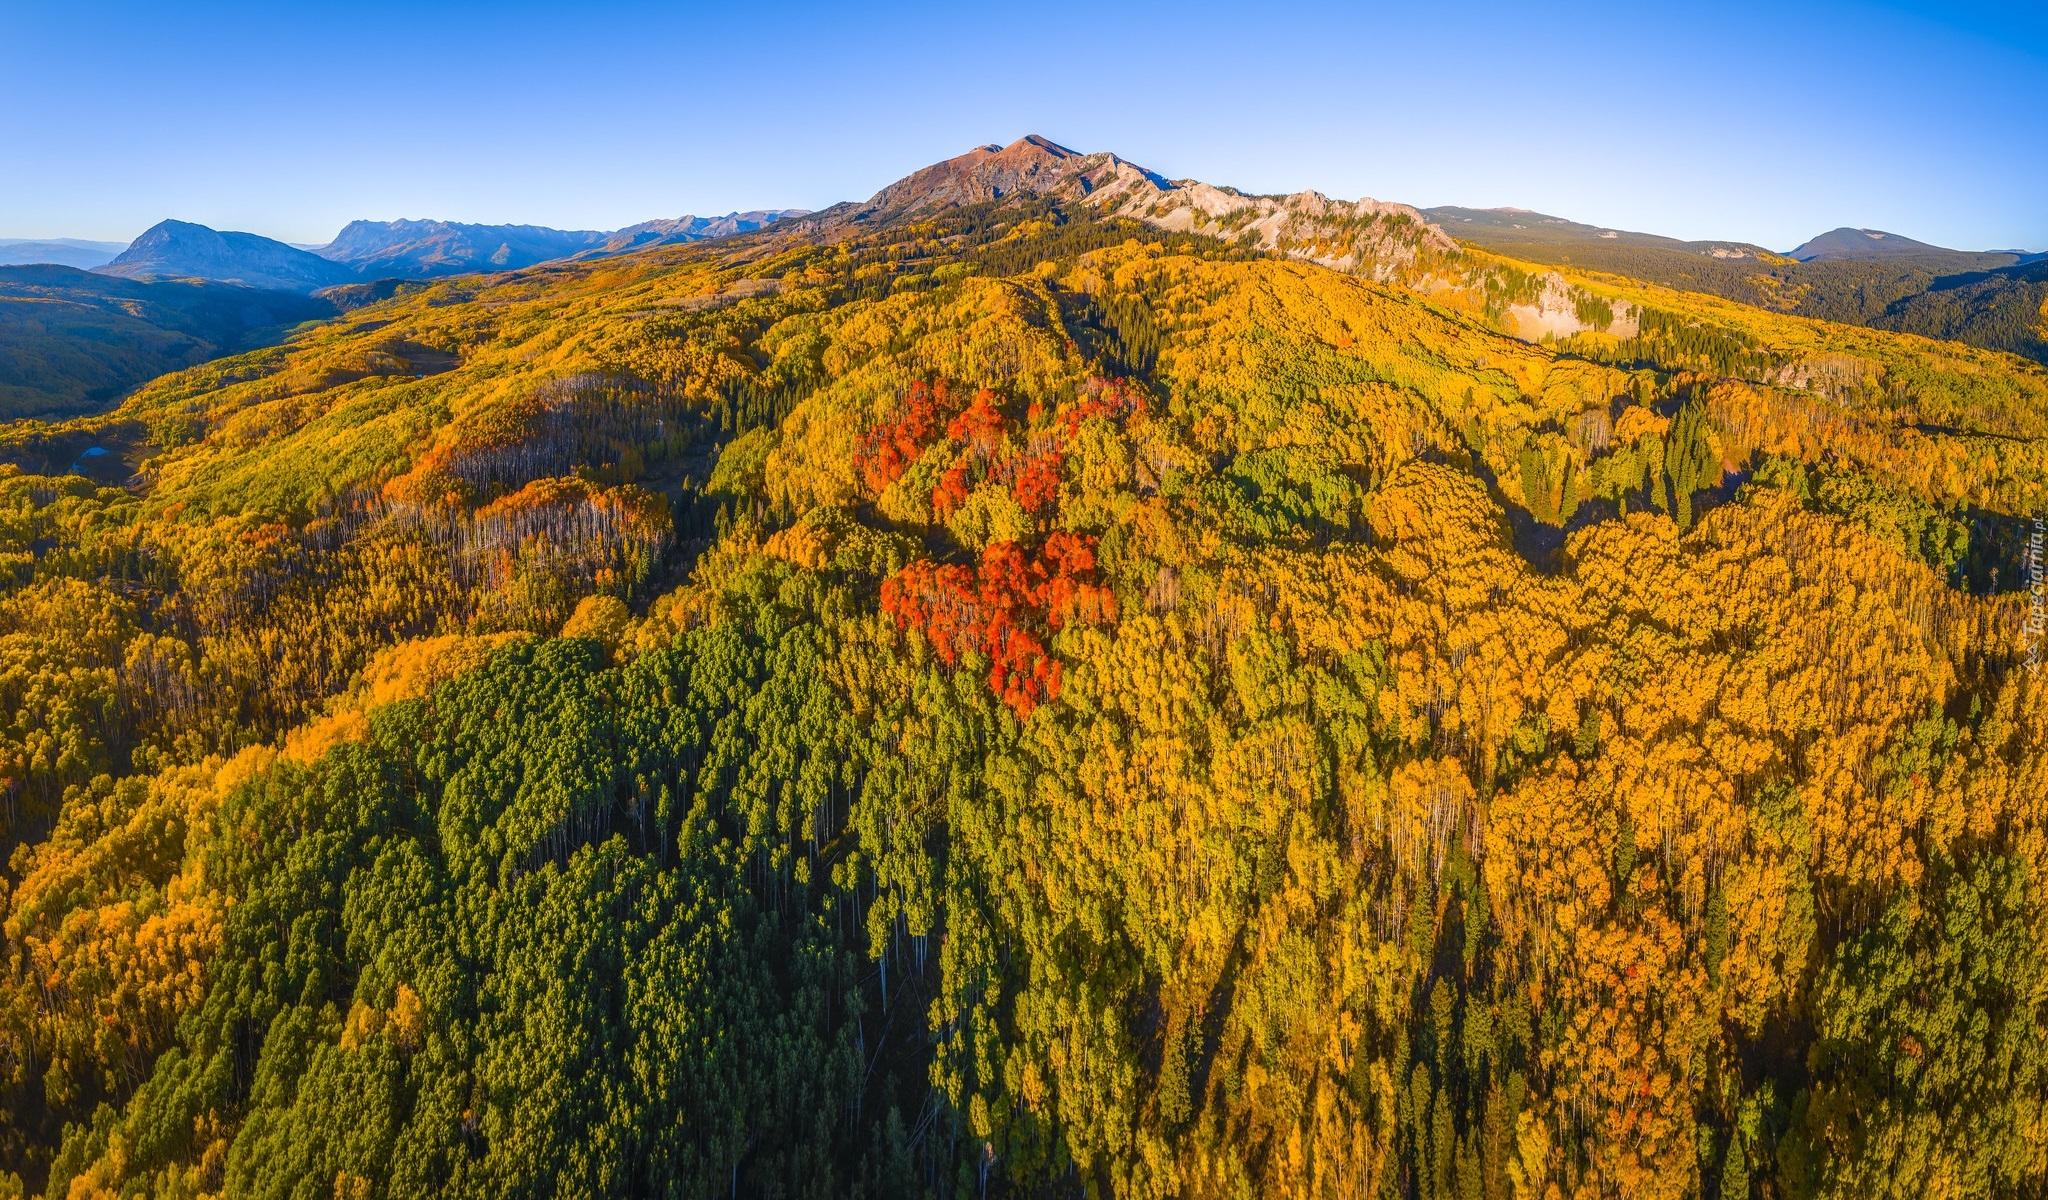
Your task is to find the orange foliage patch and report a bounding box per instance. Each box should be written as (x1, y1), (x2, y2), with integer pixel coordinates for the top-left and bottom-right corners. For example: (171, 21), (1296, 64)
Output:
(855, 377), (1145, 522)
(854, 379), (956, 494)
(932, 464), (971, 521)
(1006, 448), (1063, 514)
(946, 390), (1006, 458)
(1035, 532), (1117, 629)
(880, 535), (1116, 720)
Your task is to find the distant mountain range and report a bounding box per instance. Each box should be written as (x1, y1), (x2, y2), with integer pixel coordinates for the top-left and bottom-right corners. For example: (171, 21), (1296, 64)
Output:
(312, 211), (804, 278)
(19, 186), (2034, 299)
(0, 238), (130, 270)
(0, 211), (809, 421)
(91, 210), (810, 293)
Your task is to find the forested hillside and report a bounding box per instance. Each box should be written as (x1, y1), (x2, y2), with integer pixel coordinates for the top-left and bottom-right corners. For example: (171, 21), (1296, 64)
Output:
(1, 140), (2045, 1200)
(1428, 207), (2048, 366)
(0, 267), (333, 420)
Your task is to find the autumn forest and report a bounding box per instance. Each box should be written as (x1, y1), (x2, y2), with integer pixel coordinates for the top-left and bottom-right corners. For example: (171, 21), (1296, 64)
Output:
(1, 137), (2046, 1200)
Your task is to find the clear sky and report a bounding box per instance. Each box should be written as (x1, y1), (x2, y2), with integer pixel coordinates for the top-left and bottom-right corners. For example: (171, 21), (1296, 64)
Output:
(3, 0), (2043, 253)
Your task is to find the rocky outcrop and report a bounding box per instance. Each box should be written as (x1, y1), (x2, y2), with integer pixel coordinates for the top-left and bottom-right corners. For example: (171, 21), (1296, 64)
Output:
(1086, 172), (1460, 280)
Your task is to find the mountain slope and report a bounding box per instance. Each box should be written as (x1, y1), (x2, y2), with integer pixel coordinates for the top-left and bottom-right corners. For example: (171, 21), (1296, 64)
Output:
(0, 264), (333, 418)
(97, 219), (356, 291)
(1872, 254), (2048, 362)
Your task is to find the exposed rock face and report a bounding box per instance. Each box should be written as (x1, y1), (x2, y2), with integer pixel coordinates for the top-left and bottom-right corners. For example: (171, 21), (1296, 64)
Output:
(97, 220), (355, 292)
(820, 135), (1459, 279)
(1499, 270), (1640, 342)
(1088, 174), (1460, 278)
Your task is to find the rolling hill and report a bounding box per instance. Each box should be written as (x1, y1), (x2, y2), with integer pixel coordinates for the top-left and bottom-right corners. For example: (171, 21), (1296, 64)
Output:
(1872, 253), (2048, 362)
(0, 135), (2044, 1200)
(1425, 205), (1785, 262)
(1428, 206), (2022, 273)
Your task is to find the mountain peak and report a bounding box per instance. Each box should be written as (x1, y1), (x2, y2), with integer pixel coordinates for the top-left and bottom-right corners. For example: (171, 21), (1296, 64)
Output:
(835, 136), (1456, 280)
(98, 219), (354, 291)
(858, 135), (1104, 216)
(1788, 226), (1955, 261)
(995, 133), (1083, 162)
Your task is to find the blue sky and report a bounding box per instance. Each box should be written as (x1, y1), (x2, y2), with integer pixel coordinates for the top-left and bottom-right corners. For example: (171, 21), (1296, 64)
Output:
(3, 0), (2043, 252)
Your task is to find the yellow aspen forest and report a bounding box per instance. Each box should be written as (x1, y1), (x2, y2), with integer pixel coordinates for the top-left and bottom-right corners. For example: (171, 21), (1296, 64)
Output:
(1, 144), (2045, 1200)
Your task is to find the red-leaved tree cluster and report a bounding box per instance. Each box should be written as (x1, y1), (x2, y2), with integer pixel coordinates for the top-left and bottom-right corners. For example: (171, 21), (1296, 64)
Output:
(880, 534), (1115, 719)
(853, 379), (954, 494)
(867, 377), (1139, 717)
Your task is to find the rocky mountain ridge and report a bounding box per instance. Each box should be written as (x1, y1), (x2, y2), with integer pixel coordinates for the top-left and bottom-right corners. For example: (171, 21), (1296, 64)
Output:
(315, 210), (810, 277)
(812, 134), (1458, 280)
